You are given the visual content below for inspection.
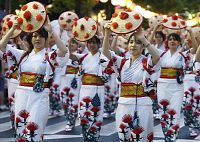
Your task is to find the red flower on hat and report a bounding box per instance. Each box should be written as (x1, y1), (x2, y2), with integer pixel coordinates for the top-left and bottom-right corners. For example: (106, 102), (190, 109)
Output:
(92, 25), (96, 30)
(60, 17), (64, 20)
(133, 14), (140, 20)
(73, 21), (77, 26)
(7, 21), (13, 28)
(2, 27), (6, 32)
(33, 3), (38, 9)
(125, 22), (133, 29)
(120, 12), (129, 20)
(21, 5), (28, 11)
(84, 33), (90, 39)
(6, 18), (10, 22)
(171, 22), (177, 27)
(19, 110), (29, 119)
(112, 13), (118, 18)
(66, 19), (71, 23)
(36, 14), (43, 21)
(26, 24), (33, 30)
(112, 22), (118, 29)
(17, 18), (23, 25)
(122, 114), (132, 123)
(80, 24), (85, 30)
(180, 21), (185, 25)
(62, 24), (67, 28)
(163, 19), (168, 23)
(23, 11), (32, 20)
(132, 126), (144, 135)
(74, 18), (78, 21)
(73, 31), (78, 37)
(172, 15), (178, 20)
(84, 17), (90, 21)
(26, 122), (38, 131)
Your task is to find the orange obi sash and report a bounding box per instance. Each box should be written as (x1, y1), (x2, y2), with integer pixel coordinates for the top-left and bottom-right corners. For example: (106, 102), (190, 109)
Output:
(10, 71), (18, 79)
(160, 67), (183, 79)
(19, 72), (49, 88)
(66, 65), (79, 74)
(82, 73), (104, 86)
(121, 83), (146, 98)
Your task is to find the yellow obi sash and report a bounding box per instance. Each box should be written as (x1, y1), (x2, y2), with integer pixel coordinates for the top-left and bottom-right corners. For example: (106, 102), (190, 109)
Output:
(82, 73), (104, 86)
(66, 65), (79, 74)
(160, 67), (183, 79)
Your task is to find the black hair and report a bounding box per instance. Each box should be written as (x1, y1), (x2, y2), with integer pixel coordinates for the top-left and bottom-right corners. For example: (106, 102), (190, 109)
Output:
(127, 33), (142, 45)
(167, 33), (181, 42)
(32, 27), (48, 40)
(155, 31), (165, 41)
(87, 35), (101, 48)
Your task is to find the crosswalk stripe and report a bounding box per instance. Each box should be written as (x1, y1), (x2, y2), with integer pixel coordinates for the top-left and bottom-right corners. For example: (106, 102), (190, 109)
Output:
(0, 121), (12, 133)
(0, 111), (10, 119)
(100, 122), (116, 136)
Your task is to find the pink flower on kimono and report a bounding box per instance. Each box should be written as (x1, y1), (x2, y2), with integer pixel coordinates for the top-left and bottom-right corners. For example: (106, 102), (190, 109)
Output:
(89, 126), (97, 132)
(160, 121), (167, 127)
(80, 118), (89, 125)
(159, 99), (170, 107)
(194, 95), (200, 101)
(167, 109), (176, 116)
(19, 110), (29, 119)
(184, 104), (193, 110)
(10, 112), (15, 120)
(147, 132), (153, 142)
(161, 113), (169, 119)
(172, 124), (179, 131)
(73, 104), (78, 109)
(105, 85), (110, 90)
(16, 117), (22, 124)
(63, 87), (70, 93)
(82, 97), (92, 103)
(184, 91), (189, 96)
(119, 123), (127, 130)
(122, 114), (132, 123)
(69, 109), (74, 113)
(26, 122), (38, 131)
(7, 50), (13, 57)
(109, 95), (115, 100)
(63, 104), (69, 109)
(90, 106), (100, 113)
(80, 102), (84, 107)
(132, 126), (144, 135)
(69, 93), (75, 98)
(188, 87), (196, 93)
(8, 97), (13, 103)
(53, 84), (59, 89)
(16, 137), (26, 142)
(95, 121), (102, 127)
(60, 92), (64, 96)
(50, 51), (57, 60)
(23, 129), (28, 135)
(84, 111), (91, 117)
(167, 129), (174, 135)
(9, 65), (15, 71)
(193, 111), (199, 117)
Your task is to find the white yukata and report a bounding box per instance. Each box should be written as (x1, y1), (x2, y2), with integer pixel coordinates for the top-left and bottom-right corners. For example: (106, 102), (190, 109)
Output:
(183, 53), (200, 129)
(157, 49), (187, 141)
(78, 51), (108, 142)
(60, 59), (81, 128)
(110, 51), (156, 142)
(6, 45), (68, 142)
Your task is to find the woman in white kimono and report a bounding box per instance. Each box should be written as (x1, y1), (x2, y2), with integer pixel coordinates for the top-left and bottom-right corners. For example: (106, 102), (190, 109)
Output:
(60, 38), (81, 131)
(102, 23), (160, 142)
(70, 35), (108, 142)
(157, 32), (198, 142)
(0, 19), (69, 142)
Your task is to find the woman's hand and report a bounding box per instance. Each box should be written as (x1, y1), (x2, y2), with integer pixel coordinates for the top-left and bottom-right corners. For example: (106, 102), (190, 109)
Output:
(103, 22), (112, 37)
(44, 16), (53, 34)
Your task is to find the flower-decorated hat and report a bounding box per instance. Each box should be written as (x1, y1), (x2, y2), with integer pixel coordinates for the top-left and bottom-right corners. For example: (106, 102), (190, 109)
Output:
(17, 1), (47, 33)
(192, 27), (200, 38)
(110, 11), (143, 34)
(72, 17), (98, 42)
(1, 14), (22, 38)
(148, 15), (163, 29)
(58, 11), (78, 31)
(162, 15), (186, 30)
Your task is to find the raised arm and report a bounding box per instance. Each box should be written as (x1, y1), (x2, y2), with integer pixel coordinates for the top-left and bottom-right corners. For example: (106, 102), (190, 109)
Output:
(135, 29), (160, 65)
(195, 45), (200, 62)
(186, 27), (198, 54)
(147, 23), (162, 44)
(44, 16), (68, 57)
(102, 23), (112, 59)
(0, 22), (18, 52)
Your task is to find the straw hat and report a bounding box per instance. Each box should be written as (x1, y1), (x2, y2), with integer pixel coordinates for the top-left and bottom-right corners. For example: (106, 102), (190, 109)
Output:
(1, 14), (22, 38)
(17, 1), (47, 33)
(72, 17), (97, 42)
(110, 11), (143, 34)
(58, 11), (78, 31)
(148, 15), (163, 29)
(162, 15), (186, 30)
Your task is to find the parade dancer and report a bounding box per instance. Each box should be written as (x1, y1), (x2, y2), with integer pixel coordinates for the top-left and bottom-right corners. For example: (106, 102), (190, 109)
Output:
(102, 18), (160, 142)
